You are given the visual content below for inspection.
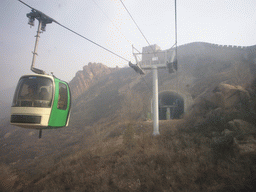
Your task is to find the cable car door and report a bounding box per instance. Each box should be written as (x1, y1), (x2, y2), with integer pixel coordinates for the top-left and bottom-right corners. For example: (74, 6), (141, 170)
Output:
(48, 78), (71, 127)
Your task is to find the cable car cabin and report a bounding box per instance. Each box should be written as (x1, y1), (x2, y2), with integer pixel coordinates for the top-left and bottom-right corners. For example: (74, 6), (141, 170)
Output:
(10, 74), (71, 129)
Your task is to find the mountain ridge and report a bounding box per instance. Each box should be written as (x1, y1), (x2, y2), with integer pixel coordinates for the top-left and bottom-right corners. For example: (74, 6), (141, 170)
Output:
(69, 62), (119, 100)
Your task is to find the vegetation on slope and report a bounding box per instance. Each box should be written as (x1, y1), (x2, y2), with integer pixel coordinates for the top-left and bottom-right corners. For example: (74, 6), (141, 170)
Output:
(1, 118), (255, 191)
(2, 76), (256, 191)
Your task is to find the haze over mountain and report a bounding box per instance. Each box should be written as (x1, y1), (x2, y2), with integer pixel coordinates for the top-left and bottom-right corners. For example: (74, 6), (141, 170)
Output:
(0, 87), (15, 120)
(1, 42), (256, 191)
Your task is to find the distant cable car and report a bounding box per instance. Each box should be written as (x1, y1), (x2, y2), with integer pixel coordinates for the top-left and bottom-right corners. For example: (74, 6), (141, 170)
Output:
(11, 74), (71, 130)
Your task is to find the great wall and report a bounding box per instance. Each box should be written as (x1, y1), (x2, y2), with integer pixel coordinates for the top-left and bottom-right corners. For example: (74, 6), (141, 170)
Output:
(177, 41), (256, 51)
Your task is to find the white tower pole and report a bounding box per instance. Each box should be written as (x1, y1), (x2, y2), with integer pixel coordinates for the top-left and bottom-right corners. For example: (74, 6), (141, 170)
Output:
(152, 65), (160, 135)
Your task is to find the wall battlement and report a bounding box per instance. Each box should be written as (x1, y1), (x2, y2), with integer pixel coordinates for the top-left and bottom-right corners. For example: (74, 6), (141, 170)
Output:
(139, 42), (256, 69)
(177, 42), (256, 52)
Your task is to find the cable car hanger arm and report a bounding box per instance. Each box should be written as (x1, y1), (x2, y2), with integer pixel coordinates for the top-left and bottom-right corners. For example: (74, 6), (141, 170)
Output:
(19, 0), (57, 23)
(19, 0), (131, 69)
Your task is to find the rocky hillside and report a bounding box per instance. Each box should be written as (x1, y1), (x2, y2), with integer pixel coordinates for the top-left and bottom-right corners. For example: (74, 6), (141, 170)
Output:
(1, 42), (256, 191)
(69, 62), (119, 100)
(69, 42), (256, 103)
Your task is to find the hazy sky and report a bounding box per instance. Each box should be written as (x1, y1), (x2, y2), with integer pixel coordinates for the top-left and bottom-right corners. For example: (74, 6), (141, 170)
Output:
(0, 0), (256, 91)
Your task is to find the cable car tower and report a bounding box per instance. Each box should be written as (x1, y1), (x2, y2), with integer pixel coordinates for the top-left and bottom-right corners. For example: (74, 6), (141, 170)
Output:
(130, 45), (177, 135)
(10, 1), (71, 138)
(129, 0), (178, 135)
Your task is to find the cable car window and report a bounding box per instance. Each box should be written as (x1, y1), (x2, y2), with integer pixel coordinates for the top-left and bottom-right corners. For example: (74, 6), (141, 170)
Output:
(57, 83), (68, 110)
(12, 76), (53, 108)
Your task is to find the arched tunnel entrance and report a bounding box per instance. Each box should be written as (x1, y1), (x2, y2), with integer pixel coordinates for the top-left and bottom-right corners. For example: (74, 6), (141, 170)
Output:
(158, 91), (184, 120)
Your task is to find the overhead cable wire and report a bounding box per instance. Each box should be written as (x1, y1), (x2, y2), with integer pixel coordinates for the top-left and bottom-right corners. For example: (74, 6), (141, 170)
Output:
(132, 45), (141, 53)
(91, 0), (142, 59)
(91, 0), (133, 46)
(55, 22), (130, 62)
(19, 0), (152, 91)
(89, 0), (150, 93)
(174, 0), (179, 89)
(119, 0), (154, 53)
(18, 0), (130, 63)
(175, 0), (178, 55)
(118, 0), (154, 92)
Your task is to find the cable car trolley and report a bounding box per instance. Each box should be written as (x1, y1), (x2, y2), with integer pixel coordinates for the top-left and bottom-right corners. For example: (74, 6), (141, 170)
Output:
(11, 1), (71, 138)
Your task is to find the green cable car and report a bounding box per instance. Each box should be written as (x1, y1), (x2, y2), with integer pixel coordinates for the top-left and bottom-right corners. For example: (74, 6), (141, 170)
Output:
(11, 74), (71, 130)
(10, 5), (72, 138)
